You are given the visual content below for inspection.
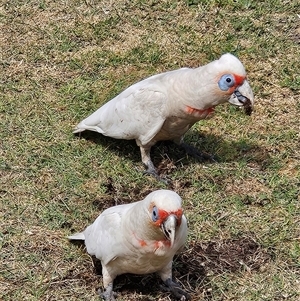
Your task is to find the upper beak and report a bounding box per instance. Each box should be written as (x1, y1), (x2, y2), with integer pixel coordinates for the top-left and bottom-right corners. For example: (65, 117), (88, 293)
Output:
(161, 215), (177, 247)
(228, 80), (254, 115)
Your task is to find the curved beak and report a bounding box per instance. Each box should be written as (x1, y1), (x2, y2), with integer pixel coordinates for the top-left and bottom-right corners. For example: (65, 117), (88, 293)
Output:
(228, 80), (254, 115)
(161, 215), (177, 247)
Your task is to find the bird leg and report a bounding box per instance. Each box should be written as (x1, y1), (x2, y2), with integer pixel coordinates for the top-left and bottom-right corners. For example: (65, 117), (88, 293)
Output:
(139, 145), (170, 184)
(163, 278), (190, 301)
(100, 267), (117, 301)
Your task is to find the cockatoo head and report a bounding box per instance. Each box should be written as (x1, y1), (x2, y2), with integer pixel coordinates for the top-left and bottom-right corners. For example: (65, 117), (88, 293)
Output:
(212, 53), (254, 115)
(144, 190), (184, 247)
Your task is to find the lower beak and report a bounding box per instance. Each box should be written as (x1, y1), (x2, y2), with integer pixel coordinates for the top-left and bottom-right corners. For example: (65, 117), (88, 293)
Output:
(228, 80), (254, 115)
(161, 215), (177, 247)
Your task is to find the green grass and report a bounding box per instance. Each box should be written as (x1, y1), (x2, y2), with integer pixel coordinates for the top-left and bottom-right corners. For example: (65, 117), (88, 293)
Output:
(1, 0), (299, 300)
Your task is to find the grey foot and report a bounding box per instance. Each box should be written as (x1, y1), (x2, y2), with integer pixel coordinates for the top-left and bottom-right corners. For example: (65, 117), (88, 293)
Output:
(162, 278), (190, 301)
(180, 142), (217, 162)
(98, 283), (117, 301)
(143, 162), (170, 185)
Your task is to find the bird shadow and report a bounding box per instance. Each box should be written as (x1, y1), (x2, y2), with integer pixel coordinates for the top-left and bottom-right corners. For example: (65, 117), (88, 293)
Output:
(90, 255), (205, 300)
(87, 236), (270, 300)
(74, 131), (141, 163)
(74, 130), (271, 175)
(67, 236), (270, 300)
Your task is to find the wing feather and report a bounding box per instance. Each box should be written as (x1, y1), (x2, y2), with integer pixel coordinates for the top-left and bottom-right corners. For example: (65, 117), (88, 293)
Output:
(74, 81), (167, 145)
(82, 203), (136, 265)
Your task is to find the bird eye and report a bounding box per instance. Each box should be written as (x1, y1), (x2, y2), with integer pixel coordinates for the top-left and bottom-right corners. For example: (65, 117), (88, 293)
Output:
(218, 74), (235, 91)
(152, 206), (159, 222)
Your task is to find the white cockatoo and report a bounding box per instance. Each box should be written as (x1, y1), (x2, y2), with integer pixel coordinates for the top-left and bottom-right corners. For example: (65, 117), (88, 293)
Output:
(74, 53), (254, 179)
(68, 190), (189, 300)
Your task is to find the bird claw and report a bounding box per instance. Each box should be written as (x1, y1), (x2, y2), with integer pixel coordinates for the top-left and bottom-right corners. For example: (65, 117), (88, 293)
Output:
(98, 284), (117, 301)
(143, 165), (171, 185)
(143, 170), (171, 185)
(162, 278), (191, 301)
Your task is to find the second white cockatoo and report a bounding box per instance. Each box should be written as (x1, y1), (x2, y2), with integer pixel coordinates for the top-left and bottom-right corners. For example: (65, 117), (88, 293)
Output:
(74, 53), (254, 180)
(68, 189), (189, 300)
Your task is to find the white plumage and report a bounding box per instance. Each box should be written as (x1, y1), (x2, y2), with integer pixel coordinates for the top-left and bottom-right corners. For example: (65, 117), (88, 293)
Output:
(68, 189), (189, 300)
(74, 53), (254, 178)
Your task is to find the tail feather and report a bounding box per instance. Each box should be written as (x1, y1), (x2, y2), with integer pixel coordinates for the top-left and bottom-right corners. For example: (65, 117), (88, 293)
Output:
(73, 121), (104, 134)
(73, 121), (88, 133)
(68, 232), (85, 240)
(73, 127), (86, 134)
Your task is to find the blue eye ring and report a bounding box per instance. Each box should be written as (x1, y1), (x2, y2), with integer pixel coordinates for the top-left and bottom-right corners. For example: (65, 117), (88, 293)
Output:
(152, 206), (159, 222)
(218, 74), (235, 91)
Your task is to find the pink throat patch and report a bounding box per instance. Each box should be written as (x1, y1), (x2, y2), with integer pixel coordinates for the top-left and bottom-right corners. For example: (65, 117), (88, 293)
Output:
(185, 106), (215, 117)
(133, 232), (171, 250)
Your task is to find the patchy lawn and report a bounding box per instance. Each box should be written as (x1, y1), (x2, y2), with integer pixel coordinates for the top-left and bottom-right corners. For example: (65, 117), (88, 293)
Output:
(1, 0), (299, 300)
